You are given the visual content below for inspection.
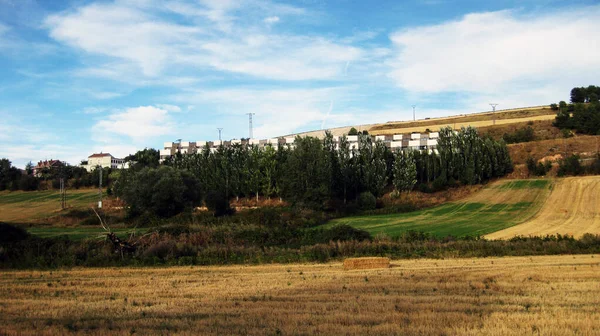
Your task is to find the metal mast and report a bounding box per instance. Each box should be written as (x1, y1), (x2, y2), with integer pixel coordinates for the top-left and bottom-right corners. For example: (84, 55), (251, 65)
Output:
(246, 113), (255, 139)
(217, 128), (223, 141)
(490, 103), (499, 125)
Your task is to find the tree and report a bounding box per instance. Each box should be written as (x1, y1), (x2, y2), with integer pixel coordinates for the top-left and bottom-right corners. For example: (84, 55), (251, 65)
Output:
(281, 136), (331, 209)
(348, 127), (358, 136)
(117, 166), (202, 218)
(25, 162), (34, 175)
(124, 148), (160, 170)
(571, 87), (586, 103)
(393, 150), (417, 192)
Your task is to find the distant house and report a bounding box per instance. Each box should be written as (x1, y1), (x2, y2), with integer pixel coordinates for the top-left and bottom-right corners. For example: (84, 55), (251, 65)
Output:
(33, 160), (64, 177)
(82, 153), (126, 172)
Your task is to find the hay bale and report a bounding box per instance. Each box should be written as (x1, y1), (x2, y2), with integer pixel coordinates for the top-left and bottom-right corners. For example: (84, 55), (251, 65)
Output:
(343, 257), (390, 270)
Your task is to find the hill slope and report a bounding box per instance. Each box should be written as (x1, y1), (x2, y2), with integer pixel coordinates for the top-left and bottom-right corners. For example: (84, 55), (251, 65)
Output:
(324, 179), (551, 237)
(486, 176), (600, 239)
(288, 105), (556, 138)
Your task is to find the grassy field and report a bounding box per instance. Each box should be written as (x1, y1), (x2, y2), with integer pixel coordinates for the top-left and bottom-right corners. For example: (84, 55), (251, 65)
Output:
(26, 226), (135, 240)
(0, 189), (101, 223)
(324, 179), (551, 238)
(487, 176), (600, 239)
(0, 254), (598, 335)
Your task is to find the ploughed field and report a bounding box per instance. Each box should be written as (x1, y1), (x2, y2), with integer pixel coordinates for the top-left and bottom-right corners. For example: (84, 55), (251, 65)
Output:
(326, 179), (552, 238)
(486, 176), (600, 239)
(1, 255), (599, 335)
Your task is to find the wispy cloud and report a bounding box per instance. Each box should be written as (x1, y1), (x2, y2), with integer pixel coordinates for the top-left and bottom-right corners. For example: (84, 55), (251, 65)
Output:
(93, 105), (176, 142)
(45, 0), (362, 82)
(387, 6), (600, 106)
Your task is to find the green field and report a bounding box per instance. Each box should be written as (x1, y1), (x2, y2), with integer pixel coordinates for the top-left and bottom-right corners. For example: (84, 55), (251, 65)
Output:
(0, 189), (102, 223)
(27, 227), (138, 240)
(324, 179), (552, 238)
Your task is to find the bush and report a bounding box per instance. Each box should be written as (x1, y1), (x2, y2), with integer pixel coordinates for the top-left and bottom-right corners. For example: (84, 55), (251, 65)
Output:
(205, 191), (234, 217)
(502, 126), (535, 144)
(18, 175), (39, 191)
(0, 223), (29, 244)
(550, 103), (558, 110)
(357, 192), (376, 210)
(322, 225), (371, 242)
(557, 154), (583, 176)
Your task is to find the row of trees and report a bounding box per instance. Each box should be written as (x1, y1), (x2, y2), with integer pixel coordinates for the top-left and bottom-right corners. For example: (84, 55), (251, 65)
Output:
(0, 158), (113, 192)
(570, 85), (600, 104)
(554, 86), (600, 135)
(115, 127), (513, 217)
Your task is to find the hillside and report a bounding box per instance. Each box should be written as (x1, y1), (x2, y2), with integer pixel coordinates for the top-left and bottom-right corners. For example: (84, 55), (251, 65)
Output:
(288, 105), (556, 138)
(323, 179), (551, 237)
(0, 189), (101, 223)
(486, 176), (600, 239)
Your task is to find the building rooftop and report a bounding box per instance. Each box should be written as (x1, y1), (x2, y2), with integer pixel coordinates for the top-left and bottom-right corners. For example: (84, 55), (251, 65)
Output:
(88, 153), (113, 158)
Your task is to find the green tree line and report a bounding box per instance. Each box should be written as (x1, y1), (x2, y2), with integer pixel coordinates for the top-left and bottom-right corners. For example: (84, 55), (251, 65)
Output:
(115, 126), (513, 217)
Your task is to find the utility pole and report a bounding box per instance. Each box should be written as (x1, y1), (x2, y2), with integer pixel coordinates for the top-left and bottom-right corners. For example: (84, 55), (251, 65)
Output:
(98, 165), (102, 209)
(246, 113), (255, 139)
(217, 128), (223, 141)
(59, 165), (66, 210)
(412, 105), (416, 121)
(490, 103), (499, 125)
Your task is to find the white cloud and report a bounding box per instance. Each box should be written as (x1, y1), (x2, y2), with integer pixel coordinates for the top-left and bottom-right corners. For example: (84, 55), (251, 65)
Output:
(83, 106), (112, 114)
(94, 105), (175, 141)
(45, 3), (201, 76)
(45, 0), (362, 82)
(171, 87), (345, 138)
(264, 16), (279, 24)
(155, 104), (182, 112)
(388, 7), (600, 98)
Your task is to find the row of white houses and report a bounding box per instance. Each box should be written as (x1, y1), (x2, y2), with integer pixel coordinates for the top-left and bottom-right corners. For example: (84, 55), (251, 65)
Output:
(159, 132), (440, 162)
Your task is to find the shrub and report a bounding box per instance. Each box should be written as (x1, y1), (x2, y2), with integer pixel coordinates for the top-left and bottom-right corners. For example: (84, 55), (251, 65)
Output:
(502, 126), (535, 144)
(357, 192), (376, 210)
(205, 191), (234, 217)
(557, 154), (583, 176)
(0, 223), (29, 244)
(550, 103), (558, 110)
(322, 225), (371, 242)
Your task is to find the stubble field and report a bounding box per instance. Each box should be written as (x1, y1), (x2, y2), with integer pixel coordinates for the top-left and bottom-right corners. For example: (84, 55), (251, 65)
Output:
(486, 176), (600, 239)
(1, 254), (599, 335)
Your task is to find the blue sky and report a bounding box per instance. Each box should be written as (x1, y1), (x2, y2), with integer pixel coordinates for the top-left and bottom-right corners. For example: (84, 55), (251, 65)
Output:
(1, 0), (599, 168)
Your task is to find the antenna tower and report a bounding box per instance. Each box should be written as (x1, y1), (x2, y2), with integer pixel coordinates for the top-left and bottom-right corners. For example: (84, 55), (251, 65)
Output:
(490, 103), (499, 125)
(246, 113), (255, 139)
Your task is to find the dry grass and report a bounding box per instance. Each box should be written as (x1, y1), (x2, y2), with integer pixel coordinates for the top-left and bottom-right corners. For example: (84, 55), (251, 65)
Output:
(508, 135), (600, 165)
(486, 176), (600, 239)
(289, 105), (554, 138)
(343, 257), (390, 270)
(371, 114), (556, 136)
(1, 254), (599, 335)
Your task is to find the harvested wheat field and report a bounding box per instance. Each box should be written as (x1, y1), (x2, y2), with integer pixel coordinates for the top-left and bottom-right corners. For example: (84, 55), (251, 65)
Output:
(1, 255), (600, 335)
(487, 176), (600, 239)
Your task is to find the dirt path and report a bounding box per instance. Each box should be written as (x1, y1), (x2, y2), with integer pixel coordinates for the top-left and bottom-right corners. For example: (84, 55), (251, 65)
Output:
(486, 176), (600, 239)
